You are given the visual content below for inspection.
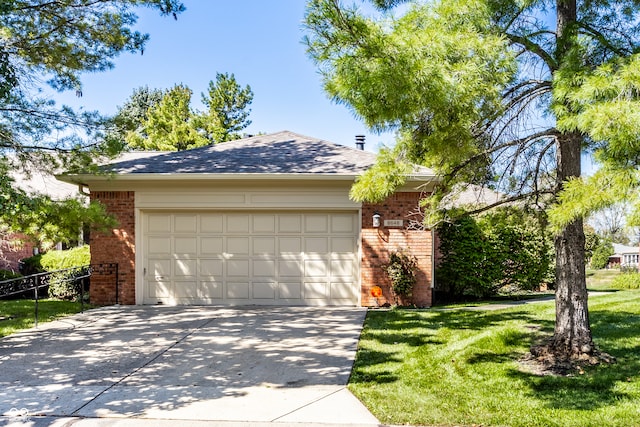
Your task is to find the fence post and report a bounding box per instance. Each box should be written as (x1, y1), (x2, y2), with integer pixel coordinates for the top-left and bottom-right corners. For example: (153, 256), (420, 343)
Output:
(34, 275), (39, 328)
(80, 270), (85, 313)
(115, 263), (119, 305)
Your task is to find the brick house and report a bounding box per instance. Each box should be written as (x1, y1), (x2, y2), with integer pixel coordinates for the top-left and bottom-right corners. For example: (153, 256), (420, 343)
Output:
(58, 131), (438, 307)
(1, 165), (80, 272)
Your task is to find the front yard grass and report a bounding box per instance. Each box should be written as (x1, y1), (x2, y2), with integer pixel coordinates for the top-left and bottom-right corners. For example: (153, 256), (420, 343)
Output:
(349, 290), (640, 427)
(587, 268), (622, 291)
(0, 299), (87, 338)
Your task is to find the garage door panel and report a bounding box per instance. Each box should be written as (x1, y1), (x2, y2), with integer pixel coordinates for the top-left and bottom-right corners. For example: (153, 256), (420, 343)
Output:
(305, 259), (328, 277)
(278, 282), (302, 299)
(200, 214), (223, 233)
(332, 214), (356, 233)
(253, 237), (276, 255)
(331, 259), (355, 278)
(148, 237), (171, 255)
(200, 237), (223, 255)
(227, 215), (250, 233)
(227, 282), (249, 299)
(175, 237), (197, 255)
(199, 281), (223, 298)
(253, 214), (276, 233)
(279, 237), (301, 254)
(175, 259), (197, 277)
(304, 282), (328, 299)
(332, 237), (356, 254)
(174, 281), (197, 298)
(227, 237), (249, 255)
(305, 237), (328, 254)
(305, 214), (328, 233)
(331, 282), (357, 299)
(149, 259), (171, 277)
(147, 280), (171, 298)
(199, 259), (223, 276)
(252, 282), (276, 299)
(278, 214), (302, 233)
(279, 259), (302, 277)
(253, 259), (275, 276)
(174, 215), (197, 233)
(147, 214), (171, 233)
(143, 211), (358, 305)
(227, 259), (249, 277)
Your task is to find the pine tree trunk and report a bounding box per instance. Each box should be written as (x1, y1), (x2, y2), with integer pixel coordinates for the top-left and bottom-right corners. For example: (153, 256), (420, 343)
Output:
(549, 0), (595, 359)
(552, 131), (593, 356)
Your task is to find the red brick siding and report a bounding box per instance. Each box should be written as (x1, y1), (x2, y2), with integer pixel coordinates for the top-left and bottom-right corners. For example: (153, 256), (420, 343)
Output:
(90, 191), (135, 305)
(361, 192), (433, 307)
(0, 233), (36, 272)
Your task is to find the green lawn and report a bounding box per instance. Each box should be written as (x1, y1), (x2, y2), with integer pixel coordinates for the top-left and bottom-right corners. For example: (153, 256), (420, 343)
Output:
(349, 290), (640, 427)
(0, 299), (87, 338)
(587, 268), (622, 291)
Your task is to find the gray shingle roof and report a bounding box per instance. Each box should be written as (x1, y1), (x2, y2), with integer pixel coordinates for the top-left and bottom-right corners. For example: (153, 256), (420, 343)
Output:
(102, 131), (434, 177)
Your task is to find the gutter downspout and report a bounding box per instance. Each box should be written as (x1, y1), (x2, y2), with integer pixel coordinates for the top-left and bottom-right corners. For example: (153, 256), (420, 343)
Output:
(78, 184), (90, 196)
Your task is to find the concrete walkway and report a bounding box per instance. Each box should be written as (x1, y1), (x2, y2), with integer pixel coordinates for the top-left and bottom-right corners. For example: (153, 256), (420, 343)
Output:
(0, 306), (381, 426)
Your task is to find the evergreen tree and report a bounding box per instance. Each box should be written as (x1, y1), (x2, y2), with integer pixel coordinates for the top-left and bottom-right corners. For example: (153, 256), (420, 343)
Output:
(305, 0), (640, 365)
(0, 0), (184, 245)
(196, 72), (254, 143)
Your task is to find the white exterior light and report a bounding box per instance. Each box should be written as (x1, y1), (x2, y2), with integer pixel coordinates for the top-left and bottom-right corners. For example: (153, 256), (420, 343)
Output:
(372, 212), (381, 228)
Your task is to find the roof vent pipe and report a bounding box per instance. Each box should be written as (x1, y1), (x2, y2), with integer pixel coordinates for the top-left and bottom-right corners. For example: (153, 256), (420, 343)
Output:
(355, 135), (365, 150)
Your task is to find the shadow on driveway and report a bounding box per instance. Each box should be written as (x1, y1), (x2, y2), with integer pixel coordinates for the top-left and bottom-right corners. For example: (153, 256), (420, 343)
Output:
(0, 306), (379, 424)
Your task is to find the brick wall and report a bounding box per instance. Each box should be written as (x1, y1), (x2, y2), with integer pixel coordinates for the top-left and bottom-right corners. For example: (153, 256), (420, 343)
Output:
(0, 233), (36, 272)
(361, 192), (433, 307)
(90, 191), (136, 305)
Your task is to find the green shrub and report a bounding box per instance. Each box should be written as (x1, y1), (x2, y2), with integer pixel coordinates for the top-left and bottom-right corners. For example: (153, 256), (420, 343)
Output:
(21, 246), (90, 300)
(436, 208), (553, 301)
(0, 270), (22, 281)
(385, 250), (418, 304)
(590, 240), (614, 269)
(611, 272), (640, 289)
(40, 246), (90, 271)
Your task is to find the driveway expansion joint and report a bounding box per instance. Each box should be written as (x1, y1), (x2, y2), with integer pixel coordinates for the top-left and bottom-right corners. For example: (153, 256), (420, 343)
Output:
(69, 315), (217, 417)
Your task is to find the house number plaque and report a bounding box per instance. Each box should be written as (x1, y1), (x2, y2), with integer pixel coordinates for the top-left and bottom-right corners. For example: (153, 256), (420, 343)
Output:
(384, 219), (404, 227)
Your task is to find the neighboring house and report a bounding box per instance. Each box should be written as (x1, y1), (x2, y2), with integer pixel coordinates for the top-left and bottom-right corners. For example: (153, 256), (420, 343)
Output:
(1, 152), (163, 273)
(609, 243), (640, 269)
(58, 131), (439, 307)
(0, 167), (80, 272)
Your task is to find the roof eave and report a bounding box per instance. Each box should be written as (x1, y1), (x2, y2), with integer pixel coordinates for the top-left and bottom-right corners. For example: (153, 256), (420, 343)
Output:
(57, 172), (440, 185)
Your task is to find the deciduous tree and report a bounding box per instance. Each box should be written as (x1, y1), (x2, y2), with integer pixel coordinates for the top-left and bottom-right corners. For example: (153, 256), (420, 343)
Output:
(127, 84), (208, 151)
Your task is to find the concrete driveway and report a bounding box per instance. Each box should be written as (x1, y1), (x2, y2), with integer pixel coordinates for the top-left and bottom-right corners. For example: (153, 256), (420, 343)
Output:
(0, 306), (379, 426)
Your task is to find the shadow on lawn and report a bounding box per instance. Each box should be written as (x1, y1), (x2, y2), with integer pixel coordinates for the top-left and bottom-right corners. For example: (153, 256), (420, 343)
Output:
(350, 308), (549, 385)
(506, 308), (640, 411)
(352, 305), (640, 413)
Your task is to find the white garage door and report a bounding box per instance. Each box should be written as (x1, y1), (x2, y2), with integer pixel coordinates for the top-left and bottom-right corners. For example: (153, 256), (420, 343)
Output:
(142, 211), (359, 306)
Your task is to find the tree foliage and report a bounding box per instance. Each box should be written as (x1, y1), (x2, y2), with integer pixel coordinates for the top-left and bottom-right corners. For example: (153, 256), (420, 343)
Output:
(0, 0), (185, 243)
(196, 72), (253, 143)
(127, 84), (208, 151)
(117, 74), (254, 151)
(304, 0), (640, 361)
(112, 86), (164, 145)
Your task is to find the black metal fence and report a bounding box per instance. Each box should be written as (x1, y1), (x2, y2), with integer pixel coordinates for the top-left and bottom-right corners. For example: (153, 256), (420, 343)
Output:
(0, 263), (118, 327)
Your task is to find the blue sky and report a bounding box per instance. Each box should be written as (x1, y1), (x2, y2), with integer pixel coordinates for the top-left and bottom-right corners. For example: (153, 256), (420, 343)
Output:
(54, 1), (393, 152)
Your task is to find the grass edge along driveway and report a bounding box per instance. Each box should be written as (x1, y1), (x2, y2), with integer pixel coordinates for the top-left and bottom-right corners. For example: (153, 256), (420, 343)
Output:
(349, 290), (640, 427)
(0, 299), (86, 338)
